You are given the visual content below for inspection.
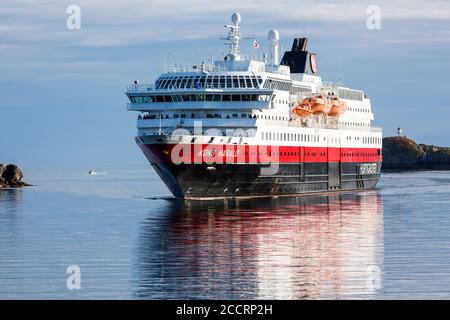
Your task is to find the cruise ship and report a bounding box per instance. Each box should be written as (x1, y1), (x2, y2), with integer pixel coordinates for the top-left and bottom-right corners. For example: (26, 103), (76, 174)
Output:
(126, 13), (382, 199)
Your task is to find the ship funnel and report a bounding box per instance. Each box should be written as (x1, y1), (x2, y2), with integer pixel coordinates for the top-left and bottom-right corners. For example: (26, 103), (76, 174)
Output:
(268, 29), (280, 66)
(280, 37), (319, 75)
(292, 38), (308, 52)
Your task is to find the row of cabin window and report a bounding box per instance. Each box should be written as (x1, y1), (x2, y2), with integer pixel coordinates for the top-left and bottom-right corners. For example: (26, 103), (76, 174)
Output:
(242, 152), (378, 158)
(261, 132), (320, 143)
(341, 121), (369, 127)
(348, 106), (370, 113)
(290, 86), (312, 95)
(129, 94), (271, 103)
(274, 99), (289, 105)
(140, 113), (253, 120)
(337, 89), (364, 101)
(140, 113), (294, 122)
(342, 152), (378, 157)
(346, 136), (381, 144)
(258, 115), (289, 121)
(263, 79), (292, 91)
(140, 113), (292, 121)
(363, 137), (381, 144)
(155, 75), (263, 90)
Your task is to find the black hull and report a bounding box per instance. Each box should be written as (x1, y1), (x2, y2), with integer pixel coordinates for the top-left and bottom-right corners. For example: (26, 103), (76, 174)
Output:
(149, 160), (381, 199)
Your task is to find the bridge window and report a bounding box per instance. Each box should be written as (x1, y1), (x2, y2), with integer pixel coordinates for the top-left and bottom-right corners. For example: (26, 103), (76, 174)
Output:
(232, 76), (239, 88)
(245, 76), (253, 88)
(128, 93), (271, 103)
(219, 76), (226, 88)
(225, 76), (232, 88)
(212, 76), (220, 88)
(179, 78), (188, 88)
(238, 76), (245, 88)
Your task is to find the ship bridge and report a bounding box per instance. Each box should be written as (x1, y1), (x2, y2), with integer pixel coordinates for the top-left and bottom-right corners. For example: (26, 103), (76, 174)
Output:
(125, 12), (378, 138)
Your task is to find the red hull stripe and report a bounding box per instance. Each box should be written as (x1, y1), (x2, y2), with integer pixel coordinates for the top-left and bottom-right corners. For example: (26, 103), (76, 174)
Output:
(141, 143), (382, 164)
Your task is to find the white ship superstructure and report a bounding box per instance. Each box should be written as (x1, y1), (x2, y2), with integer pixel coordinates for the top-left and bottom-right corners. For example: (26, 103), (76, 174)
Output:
(126, 13), (382, 199)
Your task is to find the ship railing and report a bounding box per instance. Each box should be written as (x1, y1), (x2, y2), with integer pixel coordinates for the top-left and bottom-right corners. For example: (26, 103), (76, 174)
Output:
(127, 84), (155, 92)
(331, 124), (382, 132)
(287, 119), (382, 132)
(167, 63), (291, 75)
(321, 81), (340, 89)
(168, 64), (229, 73)
(168, 66), (203, 73)
(127, 86), (273, 93)
(265, 65), (291, 76)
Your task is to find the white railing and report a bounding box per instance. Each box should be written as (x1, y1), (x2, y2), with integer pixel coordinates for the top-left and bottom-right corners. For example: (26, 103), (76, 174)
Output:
(265, 65), (290, 76)
(166, 60), (290, 75)
(126, 84), (155, 92)
(168, 63), (230, 73)
(167, 66), (208, 73)
(321, 81), (339, 88)
(287, 117), (382, 132)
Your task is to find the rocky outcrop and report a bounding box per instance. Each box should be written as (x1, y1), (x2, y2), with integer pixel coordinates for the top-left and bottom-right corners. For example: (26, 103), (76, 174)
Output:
(382, 137), (450, 170)
(0, 164), (29, 189)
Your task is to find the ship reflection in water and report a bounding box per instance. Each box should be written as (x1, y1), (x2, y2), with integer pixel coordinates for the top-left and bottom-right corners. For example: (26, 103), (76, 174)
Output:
(135, 192), (384, 299)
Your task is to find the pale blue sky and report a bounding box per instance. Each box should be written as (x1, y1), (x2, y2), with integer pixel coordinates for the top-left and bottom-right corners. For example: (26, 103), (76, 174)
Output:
(1, 0), (450, 166)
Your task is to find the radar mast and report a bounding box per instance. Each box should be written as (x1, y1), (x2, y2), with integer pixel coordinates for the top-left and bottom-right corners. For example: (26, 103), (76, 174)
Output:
(222, 13), (241, 61)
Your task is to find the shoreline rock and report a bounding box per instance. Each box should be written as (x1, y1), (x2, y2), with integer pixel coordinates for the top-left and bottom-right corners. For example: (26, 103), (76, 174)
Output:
(382, 136), (450, 171)
(0, 164), (30, 189)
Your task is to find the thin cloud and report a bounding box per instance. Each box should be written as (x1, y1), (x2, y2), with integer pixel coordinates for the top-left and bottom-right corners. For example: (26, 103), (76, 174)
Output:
(1, 0), (450, 47)
(0, 0), (449, 85)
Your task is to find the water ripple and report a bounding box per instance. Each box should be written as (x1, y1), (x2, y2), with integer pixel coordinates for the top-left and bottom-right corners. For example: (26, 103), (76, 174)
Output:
(1, 170), (450, 299)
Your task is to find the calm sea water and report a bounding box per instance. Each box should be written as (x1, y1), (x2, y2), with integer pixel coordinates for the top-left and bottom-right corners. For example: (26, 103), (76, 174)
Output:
(1, 166), (450, 299)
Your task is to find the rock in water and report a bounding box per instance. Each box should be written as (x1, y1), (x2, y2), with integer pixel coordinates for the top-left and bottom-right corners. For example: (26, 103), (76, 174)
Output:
(0, 164), (5, 188)
(1, 164), (24, 187)
(382, 137), (426, 169)
(382, 136), (450, 170)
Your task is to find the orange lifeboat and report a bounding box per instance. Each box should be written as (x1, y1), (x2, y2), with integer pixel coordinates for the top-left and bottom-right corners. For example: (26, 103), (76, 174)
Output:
(292, 98), (313, 117)
(310, 95), (331, 115)
(328, 97), (347, 116)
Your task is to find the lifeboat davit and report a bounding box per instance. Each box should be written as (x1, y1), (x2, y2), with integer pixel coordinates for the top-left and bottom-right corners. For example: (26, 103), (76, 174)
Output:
(292, 98), (313, 117)
(328, 97), (347, 116)
(310, 95), (331, 115)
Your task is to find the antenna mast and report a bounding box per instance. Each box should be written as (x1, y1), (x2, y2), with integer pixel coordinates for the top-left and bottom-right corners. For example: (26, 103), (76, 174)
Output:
(221, 13), (241, 61)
